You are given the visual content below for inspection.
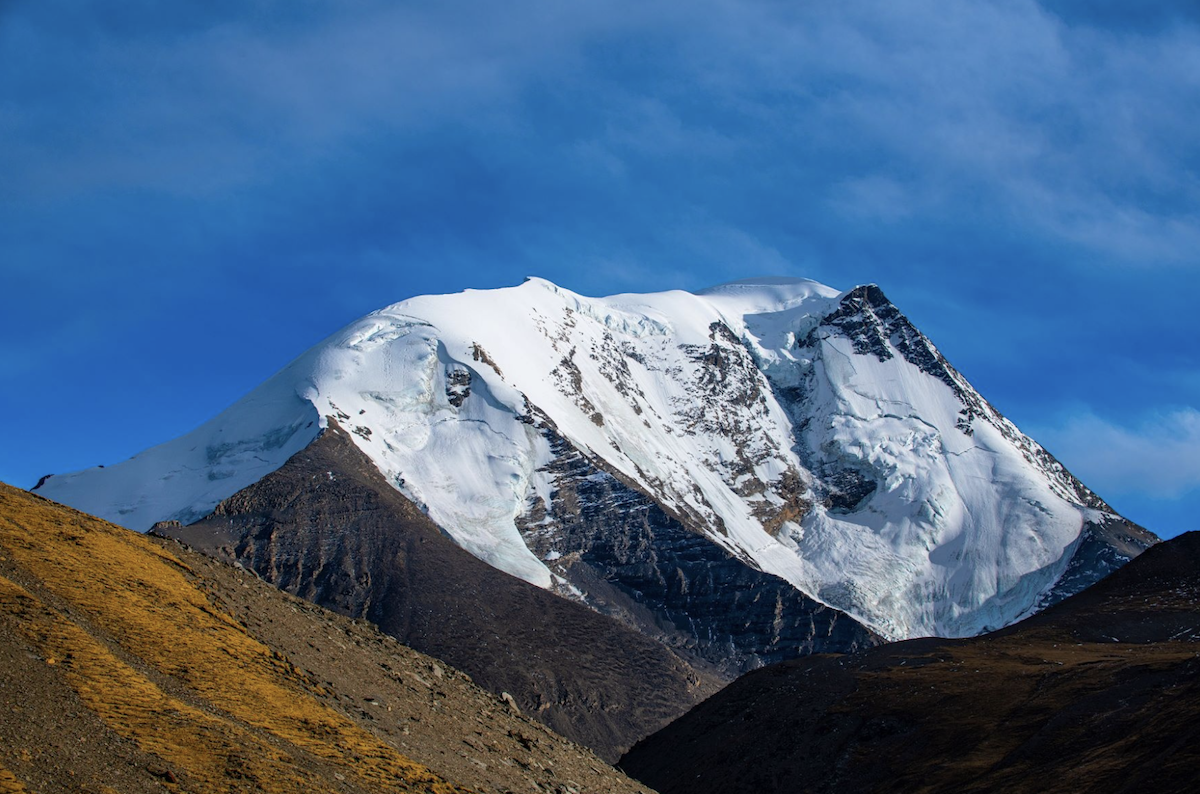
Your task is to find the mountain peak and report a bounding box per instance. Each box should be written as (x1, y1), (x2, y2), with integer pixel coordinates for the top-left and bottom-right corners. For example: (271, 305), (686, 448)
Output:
(36, 275), (1155, 644)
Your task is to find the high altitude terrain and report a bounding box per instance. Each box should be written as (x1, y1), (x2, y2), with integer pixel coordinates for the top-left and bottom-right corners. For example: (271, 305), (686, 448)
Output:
(36, 277), (1153, 669)
(621, 530), (1200, 794)
(0, 483), (656, 794)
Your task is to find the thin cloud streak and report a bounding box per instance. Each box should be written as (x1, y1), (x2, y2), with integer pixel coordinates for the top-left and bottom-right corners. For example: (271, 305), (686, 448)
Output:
(1035, 409), (1200, 500)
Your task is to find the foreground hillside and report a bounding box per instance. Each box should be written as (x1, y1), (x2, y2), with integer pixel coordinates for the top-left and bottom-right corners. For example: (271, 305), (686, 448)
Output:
(622, 531), (1200, 794)
(0, 483), (656, 794)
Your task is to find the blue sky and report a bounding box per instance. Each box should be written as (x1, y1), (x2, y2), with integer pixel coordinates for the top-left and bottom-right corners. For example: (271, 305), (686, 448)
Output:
(2, 0), (1198, 538)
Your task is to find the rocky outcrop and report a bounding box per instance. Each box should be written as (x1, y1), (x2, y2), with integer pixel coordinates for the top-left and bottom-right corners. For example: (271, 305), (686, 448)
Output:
(1038, 513), (1160, 608)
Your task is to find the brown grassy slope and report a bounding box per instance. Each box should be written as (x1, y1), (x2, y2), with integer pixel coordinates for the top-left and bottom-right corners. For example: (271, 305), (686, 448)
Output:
(0, 483), (656, 794)
(0, 765), (28, 794)
(622, 532), (1200, 794)
(165, 422), (720, 762)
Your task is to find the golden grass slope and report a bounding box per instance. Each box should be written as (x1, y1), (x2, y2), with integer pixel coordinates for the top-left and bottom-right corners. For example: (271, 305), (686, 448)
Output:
(0, 764), (28, 794)
(0, 483), (655, 794)
(0, 482), (469, 793)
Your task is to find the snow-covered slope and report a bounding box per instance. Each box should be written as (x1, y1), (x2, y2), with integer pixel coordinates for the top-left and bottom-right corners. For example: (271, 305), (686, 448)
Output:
(36, 277), (1155, 640)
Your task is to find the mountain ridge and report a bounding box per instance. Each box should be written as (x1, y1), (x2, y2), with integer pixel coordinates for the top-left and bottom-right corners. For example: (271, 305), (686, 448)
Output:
(34, 276), (1156, 642)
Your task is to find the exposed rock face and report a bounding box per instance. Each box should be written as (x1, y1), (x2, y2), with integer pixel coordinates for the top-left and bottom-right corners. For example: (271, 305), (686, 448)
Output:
(622, 531), (1200, 794)
(163, 423), (719, 762)
(519, 423), (880, 677)
(444, 365), (471, 407)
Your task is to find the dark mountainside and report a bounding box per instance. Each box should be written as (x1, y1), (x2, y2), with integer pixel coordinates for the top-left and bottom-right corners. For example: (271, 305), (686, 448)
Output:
(621, 531), (1200, 794)
(162, 422), (721, 762)
(0, 482), (656, 794)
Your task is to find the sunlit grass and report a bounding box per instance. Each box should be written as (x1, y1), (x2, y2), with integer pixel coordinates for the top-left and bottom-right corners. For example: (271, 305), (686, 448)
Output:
(0, 484), (473, 793)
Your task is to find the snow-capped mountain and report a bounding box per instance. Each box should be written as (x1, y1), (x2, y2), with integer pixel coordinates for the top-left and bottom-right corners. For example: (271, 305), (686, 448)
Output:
(36, 277), (1154, 642)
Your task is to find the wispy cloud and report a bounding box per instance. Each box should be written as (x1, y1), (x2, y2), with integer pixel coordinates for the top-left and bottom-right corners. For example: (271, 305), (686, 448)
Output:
(1035, 409), (1200, 499)
(6, 0), (1199, 269)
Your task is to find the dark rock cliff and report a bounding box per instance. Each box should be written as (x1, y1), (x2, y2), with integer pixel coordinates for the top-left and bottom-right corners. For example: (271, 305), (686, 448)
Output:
(160, 421), (719, 762)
